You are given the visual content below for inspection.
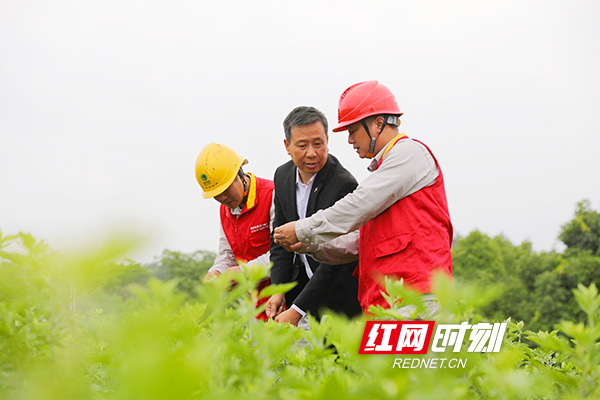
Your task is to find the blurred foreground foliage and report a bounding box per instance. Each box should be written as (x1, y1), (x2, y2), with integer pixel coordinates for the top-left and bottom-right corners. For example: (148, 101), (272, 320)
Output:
(2, 213), (600, 399)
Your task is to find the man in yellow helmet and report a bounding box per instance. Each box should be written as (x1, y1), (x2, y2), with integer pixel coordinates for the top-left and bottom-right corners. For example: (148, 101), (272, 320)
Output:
(196, 143), (275, 320)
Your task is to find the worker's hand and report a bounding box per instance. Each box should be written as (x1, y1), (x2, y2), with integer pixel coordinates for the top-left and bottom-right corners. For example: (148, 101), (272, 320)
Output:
(203, 270), (221, 283)
(203, 265), (243, 284)
(274, 308), (302, 327)
(224, 266), (242, 290)
(274, 221), (299, 252)
(265, 293), (286, 319)
(225, 266), (241, 274)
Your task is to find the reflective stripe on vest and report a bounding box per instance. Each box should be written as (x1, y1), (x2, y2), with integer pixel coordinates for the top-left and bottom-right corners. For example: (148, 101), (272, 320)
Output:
(376, 133), (408, 169)
(220, 173), (274, 263)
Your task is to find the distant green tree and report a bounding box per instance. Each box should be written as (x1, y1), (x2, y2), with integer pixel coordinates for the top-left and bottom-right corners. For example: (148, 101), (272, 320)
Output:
(452, 230), (506, 282)
(530, 249), (600, 330)
(524, 199), (600, 330)
(101, 260), (151, 296)
(559, 199), (600, 255)
(452, 231), (532, 324)
(511, 250), (562, 331)
(147, 250), (215, 298)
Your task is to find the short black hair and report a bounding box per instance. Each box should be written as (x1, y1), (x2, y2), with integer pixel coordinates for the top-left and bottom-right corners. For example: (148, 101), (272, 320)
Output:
(283, 106), (328, 142)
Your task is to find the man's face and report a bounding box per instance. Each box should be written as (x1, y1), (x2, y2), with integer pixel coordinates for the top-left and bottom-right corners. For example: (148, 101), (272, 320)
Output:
(347, 121), (372, 159)
(284, 121), (329, 183)
(214, 175), (245, 209)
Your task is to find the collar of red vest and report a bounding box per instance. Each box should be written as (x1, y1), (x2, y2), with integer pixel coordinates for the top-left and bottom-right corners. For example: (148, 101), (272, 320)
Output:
(374, 133), (409, 170)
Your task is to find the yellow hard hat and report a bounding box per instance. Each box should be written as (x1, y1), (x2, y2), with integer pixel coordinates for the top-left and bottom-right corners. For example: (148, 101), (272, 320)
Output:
(195, 143), (248, 199)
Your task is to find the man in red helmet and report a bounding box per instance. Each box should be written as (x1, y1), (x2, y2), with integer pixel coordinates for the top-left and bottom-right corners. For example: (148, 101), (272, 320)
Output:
(274, 81), (453, 316)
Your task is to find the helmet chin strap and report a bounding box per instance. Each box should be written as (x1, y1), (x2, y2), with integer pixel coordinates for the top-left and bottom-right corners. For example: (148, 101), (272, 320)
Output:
(367, 137), (377, 158)
(238, 170), (249, 207)
(361, 116), (389, 158)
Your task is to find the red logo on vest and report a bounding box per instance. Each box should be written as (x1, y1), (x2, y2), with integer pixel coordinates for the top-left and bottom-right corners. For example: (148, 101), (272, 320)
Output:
(359, 321), (435, 354)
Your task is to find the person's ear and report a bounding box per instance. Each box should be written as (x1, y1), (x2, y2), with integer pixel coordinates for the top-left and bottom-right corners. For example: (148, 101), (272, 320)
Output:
(284, 139), (291, 156)
(374, 116), (385, 131)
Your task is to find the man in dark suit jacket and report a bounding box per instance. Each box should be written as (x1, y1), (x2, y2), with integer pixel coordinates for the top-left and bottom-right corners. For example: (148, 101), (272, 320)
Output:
(266, 106), (361, 327)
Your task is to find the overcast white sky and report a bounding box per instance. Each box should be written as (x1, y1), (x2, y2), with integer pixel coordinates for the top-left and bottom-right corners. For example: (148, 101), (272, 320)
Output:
(1, 1), (599, 262)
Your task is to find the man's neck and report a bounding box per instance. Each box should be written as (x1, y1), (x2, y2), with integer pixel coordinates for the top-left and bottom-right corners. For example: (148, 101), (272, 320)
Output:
(298, 170), (315, 185)
(373, 129), (399, 155)
(243, 174), (251, 189)
(234, 174), (251, 211)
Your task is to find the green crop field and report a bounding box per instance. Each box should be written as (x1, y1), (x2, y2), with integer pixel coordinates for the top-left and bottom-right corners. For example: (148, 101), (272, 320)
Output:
(1, 200), (600, 399)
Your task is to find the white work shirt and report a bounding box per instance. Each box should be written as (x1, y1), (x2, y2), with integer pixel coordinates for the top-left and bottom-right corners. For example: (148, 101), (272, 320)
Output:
(295, 169), (316, 279)
(295, 136), (439, 247)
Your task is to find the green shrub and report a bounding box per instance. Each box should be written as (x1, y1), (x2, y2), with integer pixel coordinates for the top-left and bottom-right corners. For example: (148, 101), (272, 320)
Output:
(1, 230), (600, 399)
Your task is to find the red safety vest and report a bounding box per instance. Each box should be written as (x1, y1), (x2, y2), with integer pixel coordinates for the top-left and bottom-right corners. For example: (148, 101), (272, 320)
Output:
(220, 173), (274, 320)
(357, 136), (453, 313)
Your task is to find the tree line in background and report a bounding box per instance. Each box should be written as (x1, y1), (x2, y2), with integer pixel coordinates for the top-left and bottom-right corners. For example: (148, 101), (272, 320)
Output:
(453, 199), (600, 332)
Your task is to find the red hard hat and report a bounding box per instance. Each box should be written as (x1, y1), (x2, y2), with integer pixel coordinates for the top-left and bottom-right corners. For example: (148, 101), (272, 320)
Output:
(332, 81), (403, 132)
